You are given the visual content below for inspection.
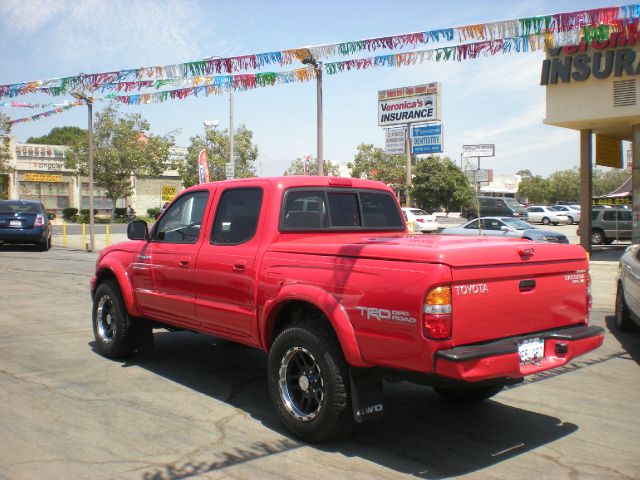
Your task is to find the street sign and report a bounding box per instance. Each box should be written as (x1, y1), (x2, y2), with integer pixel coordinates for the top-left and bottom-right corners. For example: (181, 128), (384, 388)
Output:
(225, 162), (235, 179)
(161, 185), (177, 202)
(385, 128), (406, 154)
(462, 144), (495, 158)
(465, 169), (493, 183)
(411, 124), (442, 154)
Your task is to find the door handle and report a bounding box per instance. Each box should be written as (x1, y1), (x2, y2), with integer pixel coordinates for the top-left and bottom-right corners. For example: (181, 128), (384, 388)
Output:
(233, 261), (247, 272)
(179, 258), (190, 268)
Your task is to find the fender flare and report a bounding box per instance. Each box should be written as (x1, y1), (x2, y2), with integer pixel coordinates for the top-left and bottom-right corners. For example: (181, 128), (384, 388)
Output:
(260, 284), (368, 367)
(95, 260), (142, 317)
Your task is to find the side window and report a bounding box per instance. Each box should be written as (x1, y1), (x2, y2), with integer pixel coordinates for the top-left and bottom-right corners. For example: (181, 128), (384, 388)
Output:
(328, 193), (361, 227)
(211, 188), (263, 245)
(591, 211), (600, 220)
(155, 191), (209, 244)
(619, 210), (632, 222)
(603, 211), (616, 221)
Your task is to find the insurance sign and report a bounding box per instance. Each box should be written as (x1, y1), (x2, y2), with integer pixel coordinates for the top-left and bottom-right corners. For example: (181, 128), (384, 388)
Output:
(411, 124), (443, 154)
(378, 83), (441, 127)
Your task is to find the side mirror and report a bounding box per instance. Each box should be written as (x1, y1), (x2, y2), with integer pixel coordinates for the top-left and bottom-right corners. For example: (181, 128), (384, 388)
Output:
(501, 226), (510, 232)
(127, 220), (149, 241)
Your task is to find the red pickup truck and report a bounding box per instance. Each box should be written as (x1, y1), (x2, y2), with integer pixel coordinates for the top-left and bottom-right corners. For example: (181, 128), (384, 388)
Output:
(91, 176), (604, 442)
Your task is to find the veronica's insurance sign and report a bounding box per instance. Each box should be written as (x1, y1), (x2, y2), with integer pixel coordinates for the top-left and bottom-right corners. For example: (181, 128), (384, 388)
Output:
(378, 95), (440, 127)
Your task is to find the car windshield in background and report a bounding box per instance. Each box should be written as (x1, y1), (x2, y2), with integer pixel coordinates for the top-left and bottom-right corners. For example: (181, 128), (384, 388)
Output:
(504, 198), (522, 208)
(502, 218), (534, 230)
(0, 202), (39, 215)
(409, 209), (429, 216)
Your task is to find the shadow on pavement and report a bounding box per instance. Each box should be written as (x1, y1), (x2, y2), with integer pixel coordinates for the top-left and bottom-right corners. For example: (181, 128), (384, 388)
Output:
(96, 331), (579, 479)
(590, 245), (627, 262)
(604, 315), (640, 365)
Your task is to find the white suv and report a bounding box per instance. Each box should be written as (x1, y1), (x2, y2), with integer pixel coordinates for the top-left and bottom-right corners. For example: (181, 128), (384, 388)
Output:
(401, 208), (438, 232)
(525, 206), (570, 225)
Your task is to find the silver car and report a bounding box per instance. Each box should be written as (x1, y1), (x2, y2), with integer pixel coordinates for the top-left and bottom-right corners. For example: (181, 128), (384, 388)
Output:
(440, 217), (569, 243)
(615, 245), (640, 332)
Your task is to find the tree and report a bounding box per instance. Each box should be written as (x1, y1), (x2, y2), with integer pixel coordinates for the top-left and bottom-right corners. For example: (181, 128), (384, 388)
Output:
(283, 156), (340, 176)
(27, 126), (87, 146)
(0, 112), (12, 176)
(517, 175), (551, 204)
(516, 169), (533, 178)
(548, 168), (580, 203)
(66, 105), (174, 218)
(411, 156), (474, 214)
(180, 125), (258, 187)
(348, 143), (406, 190)
(593, 168), (631, 196)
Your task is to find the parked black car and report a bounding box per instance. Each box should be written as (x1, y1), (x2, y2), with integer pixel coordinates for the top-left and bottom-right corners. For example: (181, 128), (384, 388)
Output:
(461, 196), (528, 220)
(0, 200), (52, 250)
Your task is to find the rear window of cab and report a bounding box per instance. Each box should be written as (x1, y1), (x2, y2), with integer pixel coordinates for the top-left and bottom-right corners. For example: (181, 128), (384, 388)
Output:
(280, 188), (404, 231)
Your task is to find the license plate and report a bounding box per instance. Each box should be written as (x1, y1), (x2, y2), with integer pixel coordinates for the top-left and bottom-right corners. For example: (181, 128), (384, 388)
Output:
(518, 338), (545, 365)
(10, 220), (21, 227)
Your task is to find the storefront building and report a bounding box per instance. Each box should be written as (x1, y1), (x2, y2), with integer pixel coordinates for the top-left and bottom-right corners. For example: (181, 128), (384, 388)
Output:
(543, 28), (640, 250)
(3, 141), (186, 216)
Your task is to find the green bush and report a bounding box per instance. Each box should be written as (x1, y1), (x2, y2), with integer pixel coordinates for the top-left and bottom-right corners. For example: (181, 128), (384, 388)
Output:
(114, 208), (127, 218)
(147, 207), (161, 217)
(80, 209), (98, 216)
(62, 207), (78, 218)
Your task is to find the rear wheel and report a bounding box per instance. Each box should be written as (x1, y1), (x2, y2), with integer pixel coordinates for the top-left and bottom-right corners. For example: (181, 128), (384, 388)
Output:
(40, 236), (51, 251)
(434, 383), (504, 403)
(566, 216), (574, 225)
(542, 217), (551, 225)
(591, 229), (605, 245)
(615, 284), (637, 331)
(268, 320), (354, 442)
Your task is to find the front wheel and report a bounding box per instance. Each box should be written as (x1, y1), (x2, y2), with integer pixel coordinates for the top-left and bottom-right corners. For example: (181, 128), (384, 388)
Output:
(434, 383), (504, 403)
(92, 280), (138, 358)
(567, 217), (574, 225)
(615, 284), (637, 331)
(267, 321), (354, 442)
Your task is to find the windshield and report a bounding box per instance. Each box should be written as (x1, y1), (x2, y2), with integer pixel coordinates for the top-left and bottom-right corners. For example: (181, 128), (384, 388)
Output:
(0, 202), (40, 215)
(503, 198), (522, 208)
(502, 218), (534, 230)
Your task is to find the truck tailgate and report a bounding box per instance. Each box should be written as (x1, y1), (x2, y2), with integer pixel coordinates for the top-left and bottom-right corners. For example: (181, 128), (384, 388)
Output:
(450, 258), (589, 346)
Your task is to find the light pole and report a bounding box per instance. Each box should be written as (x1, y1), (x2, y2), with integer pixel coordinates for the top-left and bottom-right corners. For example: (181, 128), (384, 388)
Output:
(301, 55), (323, 176)
(71, 92), (95, 252)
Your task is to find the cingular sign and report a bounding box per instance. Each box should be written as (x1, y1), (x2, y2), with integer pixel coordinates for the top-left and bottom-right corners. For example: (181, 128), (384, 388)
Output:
(541, 31), (640, 85)
(378, 95), (438, 126)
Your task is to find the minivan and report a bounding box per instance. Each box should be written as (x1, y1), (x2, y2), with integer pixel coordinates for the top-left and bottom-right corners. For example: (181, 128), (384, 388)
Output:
(461, 196), (528, 220)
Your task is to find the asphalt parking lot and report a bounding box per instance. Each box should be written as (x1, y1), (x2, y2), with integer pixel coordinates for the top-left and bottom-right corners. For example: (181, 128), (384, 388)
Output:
(0, 243), (639, 479)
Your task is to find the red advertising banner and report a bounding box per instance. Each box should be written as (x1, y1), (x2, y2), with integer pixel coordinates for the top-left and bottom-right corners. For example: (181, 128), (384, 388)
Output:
(198, 149), (210, 183)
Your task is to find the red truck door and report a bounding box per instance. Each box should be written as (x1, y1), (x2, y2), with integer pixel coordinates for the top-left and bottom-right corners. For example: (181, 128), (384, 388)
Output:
(195, 185), (266, 339)
(130, 189), (211, 328)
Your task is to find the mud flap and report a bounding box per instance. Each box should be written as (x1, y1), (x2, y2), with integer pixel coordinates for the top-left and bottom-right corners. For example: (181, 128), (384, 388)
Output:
(350, 369), (385, 423)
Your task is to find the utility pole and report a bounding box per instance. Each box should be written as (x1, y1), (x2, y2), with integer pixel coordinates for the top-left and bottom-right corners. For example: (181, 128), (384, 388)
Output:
(229, 89), (234, 174)
(406, 124), (411, 206)
(301, 55), (323, 176)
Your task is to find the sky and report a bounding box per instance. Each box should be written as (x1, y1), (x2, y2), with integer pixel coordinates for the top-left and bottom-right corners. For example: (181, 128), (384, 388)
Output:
(0, 0), (622, 177)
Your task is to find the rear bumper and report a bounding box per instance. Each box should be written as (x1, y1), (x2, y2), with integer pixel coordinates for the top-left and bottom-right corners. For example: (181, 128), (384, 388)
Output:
(434, 325), (604, 382)
(416, 222), (438, 232)
(0, 227), (47, 243)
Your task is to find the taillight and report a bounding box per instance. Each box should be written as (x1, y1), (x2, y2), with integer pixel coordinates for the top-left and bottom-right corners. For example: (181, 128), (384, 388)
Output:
(586, 271), (592, 315)
(423, 286), (452, 339)
(35, 214), (45, 227)
(416, 218), (425, 223)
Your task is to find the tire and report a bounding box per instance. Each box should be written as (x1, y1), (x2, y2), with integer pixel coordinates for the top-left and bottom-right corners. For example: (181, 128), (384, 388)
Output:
(591, 229), (605, 246)
(542, 217), (551, 225)
(92, 279), (138, 358)
(615, 284), (637, 332)
(267, 320), (355, 442)
(567, 216), (574, 225)
(434, 383), (504, 403)
(39, 238), (50, 251)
